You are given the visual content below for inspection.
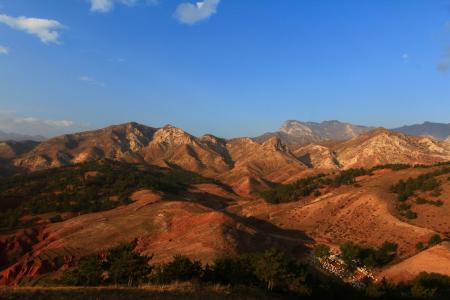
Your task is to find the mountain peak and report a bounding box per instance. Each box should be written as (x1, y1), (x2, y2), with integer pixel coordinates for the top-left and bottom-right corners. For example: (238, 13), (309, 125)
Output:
(152, 124), (194, 146)
(258, 119), (373, 145)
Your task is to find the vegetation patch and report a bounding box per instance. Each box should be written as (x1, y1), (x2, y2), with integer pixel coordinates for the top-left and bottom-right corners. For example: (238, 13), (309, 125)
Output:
(260, 168), (376, 204)
(260, 174), (330, 204)
(50, 245), (450, 299)
(0, 160), (215, 230)
(390, 167), (450, 219)
(339, 241), (398, 269)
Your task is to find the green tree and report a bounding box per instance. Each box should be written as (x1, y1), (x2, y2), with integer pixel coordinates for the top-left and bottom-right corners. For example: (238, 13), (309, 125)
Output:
(150, 255), (202, 284)
(313, 244), (331, 259)
(105, 243), (152, 286)
(60, 255), (103, 286)
(253, 249), (291, 290)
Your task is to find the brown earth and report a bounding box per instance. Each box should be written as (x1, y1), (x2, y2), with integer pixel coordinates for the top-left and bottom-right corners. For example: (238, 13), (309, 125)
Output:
(2, 123), (450, 286)
(379, 242), (450, 283)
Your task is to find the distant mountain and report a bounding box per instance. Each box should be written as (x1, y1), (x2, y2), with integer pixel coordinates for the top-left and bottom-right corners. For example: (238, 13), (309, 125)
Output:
(393, 122), (450, 140)
(0, 130), (45, 142)
(255, 120), (373, 145)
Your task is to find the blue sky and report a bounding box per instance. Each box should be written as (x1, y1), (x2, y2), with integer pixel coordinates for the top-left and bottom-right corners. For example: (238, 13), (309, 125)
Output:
(0, 0), (450, 138)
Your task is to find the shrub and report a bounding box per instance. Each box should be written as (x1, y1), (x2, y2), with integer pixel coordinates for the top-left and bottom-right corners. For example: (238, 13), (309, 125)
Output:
(252, 249), (310, 294)
(404, 210), (418, 219)
(415, 197), (427, 205)
(150, 255), (202, 284)
(313, 244), (331, 259)
(411, 272), (450, 299)
(398, 203), (411, 211)
(60, 241), (151, 287)
(205, 256), (257, 286)
(60, 255), (103, 286)
(106, 243), (152, 286)
(416, 242), (425, 251)
(339, 241), (397, 268)
(428, 234), (442, 247)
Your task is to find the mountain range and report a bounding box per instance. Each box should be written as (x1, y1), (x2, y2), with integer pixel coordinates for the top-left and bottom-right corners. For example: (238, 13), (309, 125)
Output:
(393, 121), (450, 140)
(2, 121), (450, 196)
(256, 120), (450, 145)
(2, 120), (450, 287)
(0, 130), (45, 142)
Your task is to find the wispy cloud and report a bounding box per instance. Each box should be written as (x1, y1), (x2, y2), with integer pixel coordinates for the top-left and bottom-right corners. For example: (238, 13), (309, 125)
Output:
(0, 14), (64, 44)
(402, 53), (409, 63)
(174, 0), (220, 25)
(0, 111), (89, 137)
(79, 75), (106, 87)
(88, 0), (158, 13)
(0, 45), (8, 55)
(437, 47), (450, 72)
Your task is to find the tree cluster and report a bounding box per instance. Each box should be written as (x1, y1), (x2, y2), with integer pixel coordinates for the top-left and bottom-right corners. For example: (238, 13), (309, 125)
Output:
(339, 241), (398, 269)
(260, 174), (329, 204)
(0, 160), (214, 230)
(60, 242), (151, 287)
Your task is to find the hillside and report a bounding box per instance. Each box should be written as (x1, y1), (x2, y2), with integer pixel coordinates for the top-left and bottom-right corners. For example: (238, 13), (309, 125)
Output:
(2, 159), (450, 286)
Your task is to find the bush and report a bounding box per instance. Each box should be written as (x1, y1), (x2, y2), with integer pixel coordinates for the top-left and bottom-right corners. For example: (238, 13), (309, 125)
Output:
(60, 255), (103, 286)
(416, 242), (425, 251)
(313, 244), (331, 259)
(415, 197), (427, 205)
(252, 249), (310, 294)
(339, 241), (397, 268)
(428, 234), (442, 246)
(411, 272), (450, 298)
(205, 256), (257, 286)
(404, 210), (418, 219)
(398, 203), (411, 211)
(60, 241), (151, 287)
(106, 243), (152, 286)
(150, 255), (202, 284)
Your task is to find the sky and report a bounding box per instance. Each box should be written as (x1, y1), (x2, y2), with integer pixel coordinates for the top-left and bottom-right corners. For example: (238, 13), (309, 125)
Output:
(0, 0), (450, 138)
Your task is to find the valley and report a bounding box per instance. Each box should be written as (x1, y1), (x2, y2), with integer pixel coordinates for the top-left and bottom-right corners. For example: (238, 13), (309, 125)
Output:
(1, 121), (450, 298)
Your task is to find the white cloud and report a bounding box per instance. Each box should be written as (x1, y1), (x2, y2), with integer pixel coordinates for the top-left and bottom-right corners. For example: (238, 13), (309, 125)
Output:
(0, 111), (88, 138)
(89, 0), (158, 13)
(79, 75), (106, 87)
(0, 45), (8, 55)
(174, 0), (220, 24)
(0, 14), (64, 44)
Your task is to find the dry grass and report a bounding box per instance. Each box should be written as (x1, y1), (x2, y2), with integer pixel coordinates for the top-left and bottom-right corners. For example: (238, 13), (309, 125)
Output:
(0, 282), (288, 300)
